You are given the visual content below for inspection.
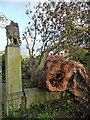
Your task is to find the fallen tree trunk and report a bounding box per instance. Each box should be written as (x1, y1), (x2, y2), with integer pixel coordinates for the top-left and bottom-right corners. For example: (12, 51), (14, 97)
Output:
(26, 55), (89, 98)
(45, 55), (88, 93)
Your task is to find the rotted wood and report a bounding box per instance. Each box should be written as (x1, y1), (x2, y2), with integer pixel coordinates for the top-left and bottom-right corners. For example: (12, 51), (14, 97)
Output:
(45, 55), (88, 95)
(26, 55), (89, 99)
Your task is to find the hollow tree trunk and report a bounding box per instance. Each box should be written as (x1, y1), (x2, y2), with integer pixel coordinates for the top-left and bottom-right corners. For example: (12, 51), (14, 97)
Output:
(27, 55), (88, 98)
(44, 55), (88, 92)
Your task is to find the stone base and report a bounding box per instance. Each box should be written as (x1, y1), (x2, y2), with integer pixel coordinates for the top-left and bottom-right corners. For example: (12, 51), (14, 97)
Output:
(24, 88), (62, 109)
(2, 83), (24, 115)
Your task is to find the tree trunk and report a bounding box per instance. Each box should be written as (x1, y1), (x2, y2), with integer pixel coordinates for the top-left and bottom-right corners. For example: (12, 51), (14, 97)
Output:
(44, 55), (88, 92)
(27, 55), (88, 99)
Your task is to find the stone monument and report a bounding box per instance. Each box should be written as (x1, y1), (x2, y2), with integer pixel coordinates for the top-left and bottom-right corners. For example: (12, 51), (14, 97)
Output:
(2, 21), (23, 115)
(6, 21), (20, 46)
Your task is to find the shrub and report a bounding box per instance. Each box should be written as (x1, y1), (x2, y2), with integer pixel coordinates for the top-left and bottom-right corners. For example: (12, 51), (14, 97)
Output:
(72, 51), (87, 66)
(2, 54), (6, 82)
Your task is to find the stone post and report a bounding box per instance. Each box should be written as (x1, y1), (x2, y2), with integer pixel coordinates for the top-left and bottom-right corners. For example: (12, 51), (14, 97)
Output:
(2, 45), (23, 115)
(6, 46), (22, 93)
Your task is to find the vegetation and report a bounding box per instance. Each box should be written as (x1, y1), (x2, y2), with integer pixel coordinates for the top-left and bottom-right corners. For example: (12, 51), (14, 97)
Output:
(0, 12), (8, 28)
(72, 50), (88, 66)
(2, 92), (89, 119)
(1, 1), (89, 119)
(21, 0), (90, 92)
(21, 57), (29, 72)
(2, 54), (5, 82)
(23, 0), (89, 70)
(2, 1), (89, 83)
